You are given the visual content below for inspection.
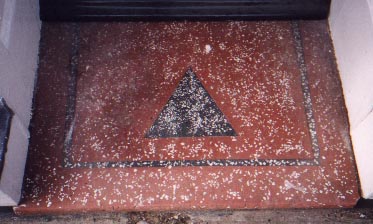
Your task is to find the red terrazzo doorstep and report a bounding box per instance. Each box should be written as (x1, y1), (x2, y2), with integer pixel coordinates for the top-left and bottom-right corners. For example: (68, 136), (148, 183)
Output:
(71, 21), (312, 163)
(15, 20), (359, 214)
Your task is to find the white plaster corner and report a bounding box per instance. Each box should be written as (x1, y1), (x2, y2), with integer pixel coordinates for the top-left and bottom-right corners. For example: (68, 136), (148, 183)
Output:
(329, 0), (373, 199)
(0, 0), (40, 206)
(351, 112), (373, 199)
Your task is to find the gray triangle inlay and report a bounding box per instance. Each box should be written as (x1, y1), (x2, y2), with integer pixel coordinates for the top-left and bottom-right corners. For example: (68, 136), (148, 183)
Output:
(146, 69), (237, 138)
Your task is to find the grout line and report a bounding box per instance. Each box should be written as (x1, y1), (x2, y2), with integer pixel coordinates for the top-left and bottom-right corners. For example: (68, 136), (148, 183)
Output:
(63, 23), (80, 168)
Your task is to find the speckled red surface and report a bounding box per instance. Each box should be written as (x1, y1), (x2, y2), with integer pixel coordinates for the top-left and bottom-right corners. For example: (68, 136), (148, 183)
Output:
(15, 20), (359, 214)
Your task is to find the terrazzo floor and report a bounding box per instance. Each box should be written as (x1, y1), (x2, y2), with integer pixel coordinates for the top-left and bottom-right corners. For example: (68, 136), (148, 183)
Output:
(15, 20), (359, 214)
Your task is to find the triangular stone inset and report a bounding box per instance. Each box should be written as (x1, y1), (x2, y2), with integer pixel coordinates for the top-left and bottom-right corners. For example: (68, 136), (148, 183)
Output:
(146, 68), (237, 138)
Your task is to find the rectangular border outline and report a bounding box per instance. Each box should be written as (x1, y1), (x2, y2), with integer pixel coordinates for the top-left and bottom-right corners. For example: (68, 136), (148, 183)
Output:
(62, 21), (320, 168)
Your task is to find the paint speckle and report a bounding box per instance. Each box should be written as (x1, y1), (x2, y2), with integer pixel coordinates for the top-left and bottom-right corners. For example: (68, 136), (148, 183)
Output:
(205, 44), (212, 54)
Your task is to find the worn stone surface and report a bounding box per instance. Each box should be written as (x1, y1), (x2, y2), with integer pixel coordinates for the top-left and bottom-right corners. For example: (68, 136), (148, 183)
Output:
(2, 209), (373, 223)
(15, 20), (359, 214)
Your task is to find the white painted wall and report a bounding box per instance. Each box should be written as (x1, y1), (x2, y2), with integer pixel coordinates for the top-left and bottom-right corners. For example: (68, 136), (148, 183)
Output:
(329, 0), (373, 199)
(0, 0), (40, 205)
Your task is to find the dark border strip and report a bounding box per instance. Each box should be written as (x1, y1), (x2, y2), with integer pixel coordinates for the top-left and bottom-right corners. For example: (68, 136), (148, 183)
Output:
(63, 21), (320, 168)
(40, 0), (331, 21)
(0, 97), (13, 177)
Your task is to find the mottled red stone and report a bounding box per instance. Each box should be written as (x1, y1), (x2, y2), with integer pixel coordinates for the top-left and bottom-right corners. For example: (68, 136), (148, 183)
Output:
(15, 20), (359, 215)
